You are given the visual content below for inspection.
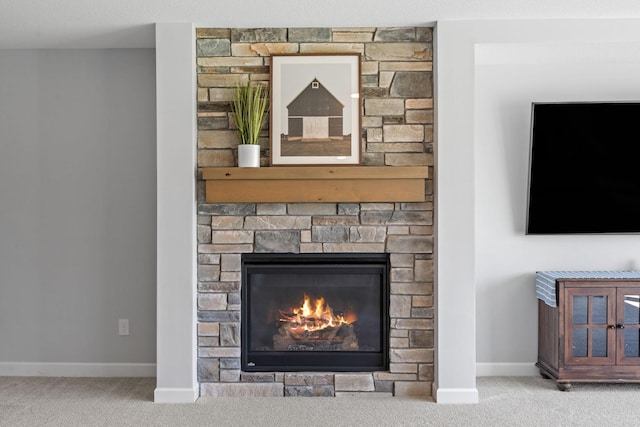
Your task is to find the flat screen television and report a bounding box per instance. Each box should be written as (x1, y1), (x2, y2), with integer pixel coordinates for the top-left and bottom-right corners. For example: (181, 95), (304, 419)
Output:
(526, 102), (640, 234)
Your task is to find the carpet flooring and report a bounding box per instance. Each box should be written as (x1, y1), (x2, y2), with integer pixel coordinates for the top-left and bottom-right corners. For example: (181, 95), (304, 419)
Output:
(2, 376), (640, 426)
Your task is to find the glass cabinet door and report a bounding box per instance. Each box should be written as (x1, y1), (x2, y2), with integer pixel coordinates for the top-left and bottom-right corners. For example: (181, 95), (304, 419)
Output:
(565, 287), (616, 365)
(617, 288), (640, 365)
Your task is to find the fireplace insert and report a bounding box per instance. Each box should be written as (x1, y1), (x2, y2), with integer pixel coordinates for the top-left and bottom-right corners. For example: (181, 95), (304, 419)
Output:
(241, 253), (390, 372)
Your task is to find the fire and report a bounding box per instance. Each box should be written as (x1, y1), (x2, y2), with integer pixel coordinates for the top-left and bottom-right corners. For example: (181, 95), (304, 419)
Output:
(279, 294), (356, 335)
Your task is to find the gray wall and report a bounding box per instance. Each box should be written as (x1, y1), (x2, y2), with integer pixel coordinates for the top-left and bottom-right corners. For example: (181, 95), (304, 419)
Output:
(0, 49), (156, 365)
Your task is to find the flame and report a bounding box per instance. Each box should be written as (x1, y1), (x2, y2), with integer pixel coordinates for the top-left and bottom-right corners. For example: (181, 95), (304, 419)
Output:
(279, 294), (356, 335)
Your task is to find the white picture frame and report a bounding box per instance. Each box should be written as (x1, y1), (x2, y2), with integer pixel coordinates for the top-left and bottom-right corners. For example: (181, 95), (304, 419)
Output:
(270, 54), (361, 166)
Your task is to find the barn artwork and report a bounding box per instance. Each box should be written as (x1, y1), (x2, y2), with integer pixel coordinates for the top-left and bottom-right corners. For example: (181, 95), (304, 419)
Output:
(287, 78), (344, 142)
(270, 54), (361, 165)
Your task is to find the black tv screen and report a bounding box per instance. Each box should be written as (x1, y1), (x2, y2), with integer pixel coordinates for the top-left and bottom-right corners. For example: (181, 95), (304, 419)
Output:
(526, 102), (640, 234)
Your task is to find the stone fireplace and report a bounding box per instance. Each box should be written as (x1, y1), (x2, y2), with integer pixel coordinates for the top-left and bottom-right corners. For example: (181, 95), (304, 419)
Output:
(196, 27), (433, 397)
(196, 201), (432, 397)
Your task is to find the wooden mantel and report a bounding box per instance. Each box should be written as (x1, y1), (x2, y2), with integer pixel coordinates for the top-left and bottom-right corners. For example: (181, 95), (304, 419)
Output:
(201, 166), (428, 203)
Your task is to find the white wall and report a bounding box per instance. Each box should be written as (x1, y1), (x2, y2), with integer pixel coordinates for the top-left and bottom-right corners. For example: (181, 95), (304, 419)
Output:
(435, 22), (479, 403)
(154, 23), (199, 403)
(0, 49), (157, 376)
(437, 19), (640, 380)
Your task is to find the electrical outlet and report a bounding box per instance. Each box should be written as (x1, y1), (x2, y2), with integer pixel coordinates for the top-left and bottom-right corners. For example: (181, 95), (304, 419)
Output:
(118, 319), (129, 336)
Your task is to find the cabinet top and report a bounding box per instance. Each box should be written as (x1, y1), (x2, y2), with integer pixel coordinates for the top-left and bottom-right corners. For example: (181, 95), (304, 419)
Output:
(536, 271), (640, 307)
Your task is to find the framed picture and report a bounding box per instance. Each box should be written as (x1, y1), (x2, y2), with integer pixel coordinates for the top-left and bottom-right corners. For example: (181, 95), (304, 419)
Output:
(270, 54), (361, 166)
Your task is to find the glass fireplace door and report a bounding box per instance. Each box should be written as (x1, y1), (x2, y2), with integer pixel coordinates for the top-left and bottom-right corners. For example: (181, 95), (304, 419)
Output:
(241, 253), (389, 372)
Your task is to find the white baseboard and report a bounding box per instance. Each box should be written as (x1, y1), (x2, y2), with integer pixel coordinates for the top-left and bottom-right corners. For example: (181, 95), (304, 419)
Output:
(154, 387), (199, 403)
(0, 362), (156, 377)
(476, 362), (539, 377)
(434, 386), (479, 404)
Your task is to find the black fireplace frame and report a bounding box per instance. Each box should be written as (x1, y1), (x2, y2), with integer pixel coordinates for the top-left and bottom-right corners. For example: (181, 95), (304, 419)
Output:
(241, 253), (390, 372)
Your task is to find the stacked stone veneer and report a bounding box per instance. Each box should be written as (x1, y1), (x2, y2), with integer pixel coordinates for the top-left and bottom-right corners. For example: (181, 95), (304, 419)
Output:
(196, 27), (434, 398)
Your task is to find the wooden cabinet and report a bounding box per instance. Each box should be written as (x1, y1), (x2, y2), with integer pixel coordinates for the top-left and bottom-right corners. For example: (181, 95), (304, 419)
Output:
(537, 279), (640, 390)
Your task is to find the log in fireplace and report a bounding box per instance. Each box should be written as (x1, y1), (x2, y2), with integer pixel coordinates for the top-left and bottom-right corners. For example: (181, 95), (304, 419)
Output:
(241, 253), (390, 372)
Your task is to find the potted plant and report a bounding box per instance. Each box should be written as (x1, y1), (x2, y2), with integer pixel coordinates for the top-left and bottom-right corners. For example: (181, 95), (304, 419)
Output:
(231, 82), (269, 167)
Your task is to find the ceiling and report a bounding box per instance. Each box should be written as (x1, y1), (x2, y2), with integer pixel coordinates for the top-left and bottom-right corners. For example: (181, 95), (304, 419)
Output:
(2, 0), (640, 49)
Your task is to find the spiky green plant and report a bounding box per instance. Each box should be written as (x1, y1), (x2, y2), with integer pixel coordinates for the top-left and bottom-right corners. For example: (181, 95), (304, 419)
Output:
(231, 82), (269, 145)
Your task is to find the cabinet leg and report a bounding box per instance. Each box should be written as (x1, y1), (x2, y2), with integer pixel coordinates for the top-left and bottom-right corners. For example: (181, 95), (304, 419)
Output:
(556, 382), (572, 392)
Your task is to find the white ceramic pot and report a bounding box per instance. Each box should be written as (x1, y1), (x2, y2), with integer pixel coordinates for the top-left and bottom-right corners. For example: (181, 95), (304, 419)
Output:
(237, 144), (260, 167)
